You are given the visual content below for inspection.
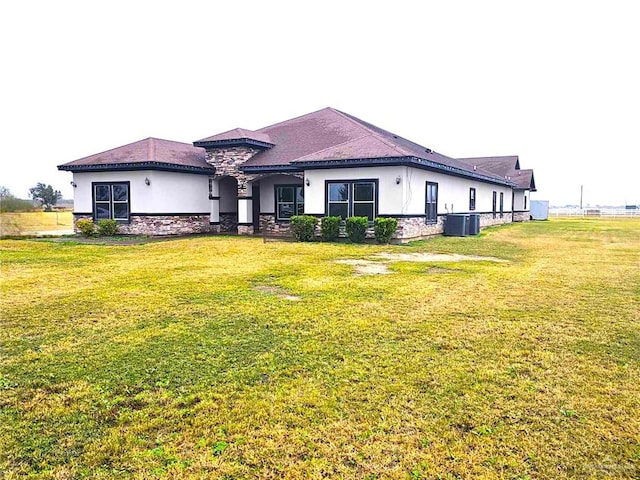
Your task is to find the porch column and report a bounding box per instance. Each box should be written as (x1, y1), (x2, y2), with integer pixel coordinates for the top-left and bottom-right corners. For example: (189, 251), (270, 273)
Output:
(237, 179), (254, 235)
(209, 177), (221, 233)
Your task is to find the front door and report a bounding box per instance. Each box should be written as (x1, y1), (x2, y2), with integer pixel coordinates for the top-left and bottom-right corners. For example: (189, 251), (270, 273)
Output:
(252, 184), (261, 232)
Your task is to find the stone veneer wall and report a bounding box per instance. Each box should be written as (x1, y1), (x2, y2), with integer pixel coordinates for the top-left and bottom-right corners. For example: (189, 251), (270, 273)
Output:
(73, 214), (213, 236)
(205, 146), (259, 197)
(260, 214), (377, 239)
(394, 216), (446, 240)
(260, 214), (291, 235)
(219, 213), (238, 232)
(244, 212), (516, 241)
(478, 212), (513, 227)
(393, 213), (513, 240)
(512, 211), (531, 222)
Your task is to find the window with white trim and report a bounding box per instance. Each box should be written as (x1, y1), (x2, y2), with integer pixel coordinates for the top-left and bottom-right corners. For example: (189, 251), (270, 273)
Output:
(469, 187), (476, 211)
(275, 185), (304, 220)
(326, 181), (376, 221)
(93, 183), (130, 221)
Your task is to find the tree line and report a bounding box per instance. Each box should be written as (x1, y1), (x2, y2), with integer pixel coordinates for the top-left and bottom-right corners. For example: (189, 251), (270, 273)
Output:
(0, 183), (63, 212)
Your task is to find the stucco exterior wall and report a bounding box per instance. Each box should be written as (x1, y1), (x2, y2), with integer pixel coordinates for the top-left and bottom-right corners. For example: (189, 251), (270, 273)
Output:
(402, 167), (513, 215)
(218, 177), (238, 213)
(513, 190), (524, 211)
(72, 170), (210, 214)
(303, 165), (514, 217)
(257, 174), (303, 213)
(303, 166), (406, 215)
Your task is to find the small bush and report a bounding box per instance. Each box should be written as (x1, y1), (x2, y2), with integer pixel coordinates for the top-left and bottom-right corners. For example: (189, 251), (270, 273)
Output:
(290, 215), (317, 242)
(374, 217), (398, 244)
(320, 216), (341, 242)
(345, 216), (369, 243)
(97, 219), (119, 236)
(76, 219), (95, 237)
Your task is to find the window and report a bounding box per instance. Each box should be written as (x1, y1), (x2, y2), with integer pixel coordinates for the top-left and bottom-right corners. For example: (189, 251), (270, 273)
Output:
(469, 188), (476, 211)
(275, 185), (304, 220)
(326, 180), (377, 221)
(425, 182), (438, 224)
(93, 183), (129, 221)
(492, 191), (497, 218)
(524, 196), (527, 210)
(499, 192), (504, 217)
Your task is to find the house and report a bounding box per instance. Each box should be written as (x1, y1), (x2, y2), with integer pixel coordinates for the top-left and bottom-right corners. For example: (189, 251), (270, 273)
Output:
(58, 107), (536, 239)
(457, 156), (536, 222)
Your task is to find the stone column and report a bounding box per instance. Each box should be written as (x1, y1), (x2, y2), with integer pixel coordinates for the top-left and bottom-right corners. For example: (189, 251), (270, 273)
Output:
(209, 177), (221, 233)
(237, 179), (254, 235)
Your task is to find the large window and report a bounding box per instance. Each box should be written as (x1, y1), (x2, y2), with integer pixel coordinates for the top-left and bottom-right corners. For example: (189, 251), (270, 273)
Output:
(499, 192), (504, 217)
(326, 180), (377, 221)
(93, 183), (129, 221)
(492, 191), (497, 219)
(469, 187), (476, 211)
(425, 182), (438, 224)
(275, 185), (304, 220)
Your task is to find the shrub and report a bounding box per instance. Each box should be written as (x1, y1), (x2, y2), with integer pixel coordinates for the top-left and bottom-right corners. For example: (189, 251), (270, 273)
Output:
(374, 217), (398, 244)
(345, 216), (369, 243)
(320, 216), (341, 242)
(76, 219), (95, 237)
(290, 215), (317, 242)
(97, 219), (119, 236)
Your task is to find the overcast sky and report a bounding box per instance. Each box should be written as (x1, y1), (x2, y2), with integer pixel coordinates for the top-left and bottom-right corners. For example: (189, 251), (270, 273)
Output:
(1, 0), (638, 206)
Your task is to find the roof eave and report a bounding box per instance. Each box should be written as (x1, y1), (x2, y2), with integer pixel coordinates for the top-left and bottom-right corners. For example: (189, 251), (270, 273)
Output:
(290, 156), (516, 187)
(57, 162), (213, 175)
(239, 164), (303, 174)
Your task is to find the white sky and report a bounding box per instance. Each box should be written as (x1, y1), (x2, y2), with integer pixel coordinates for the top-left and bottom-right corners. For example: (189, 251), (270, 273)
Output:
(1, 0), (638, 206)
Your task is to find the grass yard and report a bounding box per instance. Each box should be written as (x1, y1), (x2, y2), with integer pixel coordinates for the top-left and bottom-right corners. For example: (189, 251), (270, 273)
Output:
(0, 211), (74, 236)
(1, 218), (639, 479)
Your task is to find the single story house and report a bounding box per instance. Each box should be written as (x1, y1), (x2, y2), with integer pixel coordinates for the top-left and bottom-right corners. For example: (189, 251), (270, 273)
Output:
(58, 107), (536, 239)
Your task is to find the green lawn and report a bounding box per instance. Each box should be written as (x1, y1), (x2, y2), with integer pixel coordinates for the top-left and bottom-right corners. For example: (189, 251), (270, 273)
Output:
(1, 219), (639, 479)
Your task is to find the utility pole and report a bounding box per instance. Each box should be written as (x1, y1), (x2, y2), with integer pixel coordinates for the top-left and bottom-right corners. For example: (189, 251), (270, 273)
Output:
(580, 185), (583, 210)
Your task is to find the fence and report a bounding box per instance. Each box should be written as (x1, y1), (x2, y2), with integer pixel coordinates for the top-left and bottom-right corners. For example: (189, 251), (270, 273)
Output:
(550, 208), (640, 218)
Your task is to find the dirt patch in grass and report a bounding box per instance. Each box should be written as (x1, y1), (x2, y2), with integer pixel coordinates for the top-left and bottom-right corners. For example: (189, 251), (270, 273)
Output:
(338, 252), (506, 276)
(253, 285), (302, 301)
(335, 259), (393, 276)
(425, 266), (462, 274)
(374, 252), (507, 263)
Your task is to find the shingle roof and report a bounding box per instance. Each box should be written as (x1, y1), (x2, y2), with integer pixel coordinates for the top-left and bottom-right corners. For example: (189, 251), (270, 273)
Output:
(230, 107), (510, 184)
(458, 156), (536, 190)
(58, 138), (210, 173)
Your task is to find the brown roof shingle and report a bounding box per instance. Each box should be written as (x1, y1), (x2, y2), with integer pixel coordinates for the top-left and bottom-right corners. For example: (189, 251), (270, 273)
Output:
(231, 108), (510, 184)
(58, 138), (209, 172)
(458, 156), (536, 190)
